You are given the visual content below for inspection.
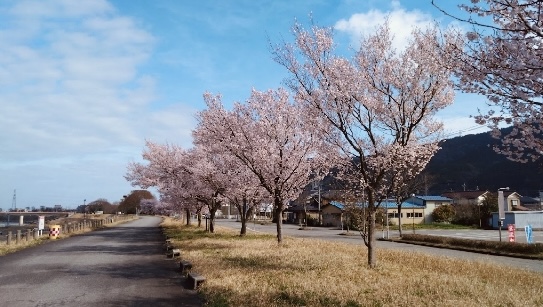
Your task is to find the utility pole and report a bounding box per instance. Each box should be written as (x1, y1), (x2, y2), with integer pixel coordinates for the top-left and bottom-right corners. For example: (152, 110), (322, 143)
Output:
(12, 189), (16, 211)
(7, 189), (16, 226)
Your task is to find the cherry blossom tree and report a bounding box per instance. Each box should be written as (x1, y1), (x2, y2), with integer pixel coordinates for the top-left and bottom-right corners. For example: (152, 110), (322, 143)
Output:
(186, 145), (229, 233)
(193, 88), (334, 244)
(217, 154), (265, 236)
(125, 141), (202, 225)
(433, 0), (543, 162)
(126, 140), (234, 233)
(139, 198), (160, 215)
(272, 21), (458, 267)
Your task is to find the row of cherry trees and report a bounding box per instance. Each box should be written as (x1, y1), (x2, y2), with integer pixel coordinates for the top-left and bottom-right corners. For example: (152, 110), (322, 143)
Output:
(125, 20), (460, 268)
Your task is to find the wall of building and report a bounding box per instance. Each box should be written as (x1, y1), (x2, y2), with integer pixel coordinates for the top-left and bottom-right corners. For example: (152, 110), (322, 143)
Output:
(386, 208), (425, 225)
(322, 207), (342, 227)
(491, 211), (543, 229)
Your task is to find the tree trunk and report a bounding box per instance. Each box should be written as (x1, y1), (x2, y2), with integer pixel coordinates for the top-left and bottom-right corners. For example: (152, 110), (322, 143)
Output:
(303, 207), (307, 227)
(367, 208), (377, 268)
(185, 208), (191, 226)
(197, 211), (202, 228)
(398, 206), (403, 237)
(275, 209), (283, 243)
(240, 217), (247, 236)
(209, 208), (217, 233)
(274, 197), (283, 244)
(237, 201), (248, 236)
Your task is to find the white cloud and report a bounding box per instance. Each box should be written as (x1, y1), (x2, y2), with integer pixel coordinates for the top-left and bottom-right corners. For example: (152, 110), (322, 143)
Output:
(334, 1), (435, 50)
(0, 0), (157, 165)
(0, 0), (196, 208)
(145, 103), (199, 148)
(9, 0), (114, 18)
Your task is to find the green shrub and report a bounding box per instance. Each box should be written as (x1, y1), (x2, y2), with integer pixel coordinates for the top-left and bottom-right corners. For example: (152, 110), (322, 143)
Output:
(432, 204), (455, 223)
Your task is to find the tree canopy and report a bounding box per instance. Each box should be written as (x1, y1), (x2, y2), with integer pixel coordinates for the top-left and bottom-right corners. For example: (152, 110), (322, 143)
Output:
(433, 0), (543, 162)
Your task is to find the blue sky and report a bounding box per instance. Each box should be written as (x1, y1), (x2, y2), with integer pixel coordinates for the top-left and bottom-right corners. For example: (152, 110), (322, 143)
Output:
(0, 0), (487, 210)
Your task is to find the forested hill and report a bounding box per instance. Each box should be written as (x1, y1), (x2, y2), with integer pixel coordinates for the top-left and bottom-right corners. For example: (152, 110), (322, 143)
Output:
(424, 129), (543, 197)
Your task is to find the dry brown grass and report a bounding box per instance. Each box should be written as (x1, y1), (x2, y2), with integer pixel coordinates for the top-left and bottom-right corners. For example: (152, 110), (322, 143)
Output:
(0, 237), (48, 256)
(162, 218), (543, 307)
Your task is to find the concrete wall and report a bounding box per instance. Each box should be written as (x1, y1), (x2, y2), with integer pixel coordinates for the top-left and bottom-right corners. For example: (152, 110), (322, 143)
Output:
(491, 211), (543, 229)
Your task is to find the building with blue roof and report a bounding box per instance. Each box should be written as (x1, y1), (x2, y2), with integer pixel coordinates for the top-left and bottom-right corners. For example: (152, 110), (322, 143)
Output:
(321, 195), (452, 227)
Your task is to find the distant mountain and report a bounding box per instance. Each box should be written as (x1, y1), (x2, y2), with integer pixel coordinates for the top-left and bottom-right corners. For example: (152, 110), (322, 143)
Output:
(424, 129), (543, 197)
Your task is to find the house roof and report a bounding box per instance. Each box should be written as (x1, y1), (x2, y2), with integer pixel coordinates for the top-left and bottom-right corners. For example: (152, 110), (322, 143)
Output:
(328, 200), (425, 209)
(382, 201), (425, 209)
(513, 204), (532, 211)
(328, 201), (345, 210)
(520, 196), (539, 204)
(442, 191), (489, 199)
(415, 196), (452, 202)
(504, 191), (522, 198)
(287, 204), (320, 212)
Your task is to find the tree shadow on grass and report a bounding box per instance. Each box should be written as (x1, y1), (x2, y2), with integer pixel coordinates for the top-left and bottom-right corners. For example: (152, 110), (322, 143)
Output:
(222, 255), (302, 271)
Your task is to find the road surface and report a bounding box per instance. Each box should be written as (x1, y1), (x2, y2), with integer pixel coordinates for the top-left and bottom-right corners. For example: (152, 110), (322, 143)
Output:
(0, 216), (202, 307)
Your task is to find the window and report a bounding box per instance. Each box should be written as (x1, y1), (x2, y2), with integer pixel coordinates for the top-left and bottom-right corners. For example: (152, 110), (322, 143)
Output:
(406, 212), (423, 218)
(511, 200), (519, 206)
(388, 212), (403, 218)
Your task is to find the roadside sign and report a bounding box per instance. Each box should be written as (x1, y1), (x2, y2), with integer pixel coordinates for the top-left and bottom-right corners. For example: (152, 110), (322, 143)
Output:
(525, 225), (533, 244)
(507, 224), (515, 242)
(38, 216), (45, 230)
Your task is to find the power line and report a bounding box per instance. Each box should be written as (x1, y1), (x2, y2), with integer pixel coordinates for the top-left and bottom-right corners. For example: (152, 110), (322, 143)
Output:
(442, 125), (488, 139)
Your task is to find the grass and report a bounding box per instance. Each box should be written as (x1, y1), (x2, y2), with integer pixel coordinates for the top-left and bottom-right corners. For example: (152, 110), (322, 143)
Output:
(162, 218), (543, 307)
(0, 236), (49, 256)
(395, 234), (543, 259)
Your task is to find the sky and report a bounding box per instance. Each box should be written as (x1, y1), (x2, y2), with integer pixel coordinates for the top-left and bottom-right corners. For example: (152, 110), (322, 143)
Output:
(0, 0), (490, 211)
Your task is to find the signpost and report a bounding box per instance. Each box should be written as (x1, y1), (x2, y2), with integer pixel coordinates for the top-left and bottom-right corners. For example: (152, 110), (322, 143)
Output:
(497, 188), (508, 241)
(38, 215), (45, 236)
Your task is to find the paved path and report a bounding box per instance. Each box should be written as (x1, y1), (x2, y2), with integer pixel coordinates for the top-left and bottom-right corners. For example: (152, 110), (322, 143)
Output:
(0, 216), (202, 307)
(215, 219), (543, 273)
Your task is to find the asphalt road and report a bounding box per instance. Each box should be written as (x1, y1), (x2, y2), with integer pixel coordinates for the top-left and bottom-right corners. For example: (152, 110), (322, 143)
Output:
(215, 219), (543, 273)
(0, 216), (202, 307)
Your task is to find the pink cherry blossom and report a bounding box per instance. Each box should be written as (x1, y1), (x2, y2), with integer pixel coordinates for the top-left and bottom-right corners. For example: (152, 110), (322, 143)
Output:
(193, 88), (335, 243)
(272, 21), (458, 268)
(433, 0), (543, 162)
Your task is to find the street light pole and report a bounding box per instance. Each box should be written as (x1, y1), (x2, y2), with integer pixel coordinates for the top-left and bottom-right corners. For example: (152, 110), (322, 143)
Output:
(385, 197), (389, 239)
(411, 194), (416, 234)
(498, 187), (509, 242)
(412, 206), (415, 234)
(318, 183), (321, 226)
(478, 203), (481, 229)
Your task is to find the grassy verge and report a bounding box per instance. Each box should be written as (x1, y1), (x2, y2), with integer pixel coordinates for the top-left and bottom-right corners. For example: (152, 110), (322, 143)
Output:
(0, 237), (49, 256)
(391, 234), (543, 260)
(162, 218), (543, 307)
(381, 223), (474, 231)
